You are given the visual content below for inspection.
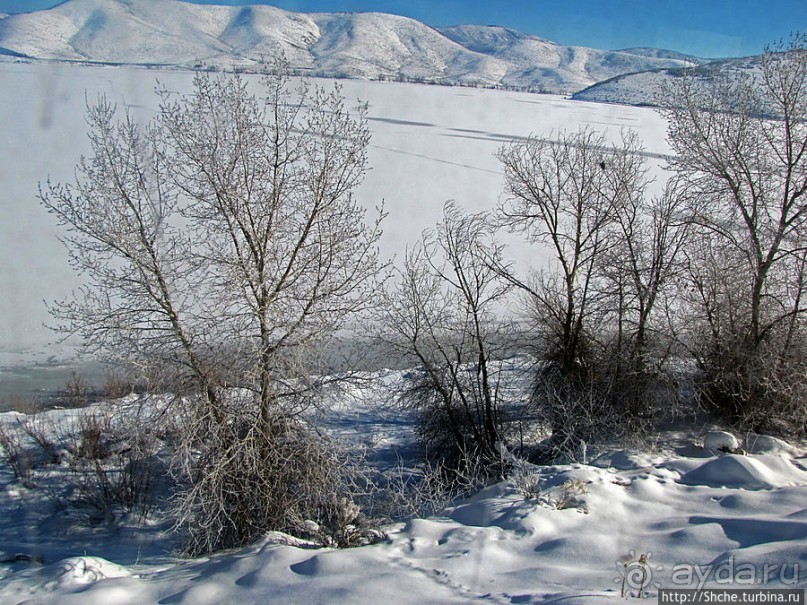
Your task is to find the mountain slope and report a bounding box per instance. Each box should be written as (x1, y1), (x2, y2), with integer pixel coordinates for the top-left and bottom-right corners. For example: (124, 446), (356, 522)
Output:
(0, 0), (698, 94)
(438, 25), (699, 92)
(617, 47), (704, 63)
(306, 12), (508, 84)
(572, 56), (760, 106)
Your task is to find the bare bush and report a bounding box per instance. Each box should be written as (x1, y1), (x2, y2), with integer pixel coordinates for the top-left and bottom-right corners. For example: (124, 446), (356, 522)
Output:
(378, 202), (513, 470)
(72, 411), (114, 460)
(0, 395), (39, 415)
(66, 408), (158, 523)
(0, 405), (159, 523)
(0, 422), (33, 486)
(69, 451), (155, 523)
(372, 451), (494, 521)
(16, 414), (62, 465)
(551, 479), (589, 510)
(58, 371), (92, 408)
(301, 495), (387, 549)
(101, 369), (139, 400)
(509, 458), (543, 500)
(0, 412), (72, 486)
(172, 393), (383, 554)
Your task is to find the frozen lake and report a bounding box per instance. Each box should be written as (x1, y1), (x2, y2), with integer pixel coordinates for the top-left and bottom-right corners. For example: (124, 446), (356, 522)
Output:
(0, 60), (671, 403)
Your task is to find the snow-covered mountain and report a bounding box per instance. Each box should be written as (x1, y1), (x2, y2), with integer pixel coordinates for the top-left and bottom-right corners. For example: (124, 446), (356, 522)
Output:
(0, 0), (699, 94)
(437, 25), (700, 93)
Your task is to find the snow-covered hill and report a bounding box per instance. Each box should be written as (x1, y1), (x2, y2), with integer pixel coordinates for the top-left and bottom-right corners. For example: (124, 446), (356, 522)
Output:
(617, 47), (704, 63)
(438, 25), (699, 93)
(0, 0), (698, 94)
(572, 56), (760, 106)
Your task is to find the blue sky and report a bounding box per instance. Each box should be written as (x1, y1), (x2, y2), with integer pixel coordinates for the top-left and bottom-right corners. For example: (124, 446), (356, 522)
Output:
(1, 0), (804, 58)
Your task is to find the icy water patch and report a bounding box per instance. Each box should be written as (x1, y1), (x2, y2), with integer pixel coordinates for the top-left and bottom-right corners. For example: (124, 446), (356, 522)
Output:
(0, 355), (105, 411)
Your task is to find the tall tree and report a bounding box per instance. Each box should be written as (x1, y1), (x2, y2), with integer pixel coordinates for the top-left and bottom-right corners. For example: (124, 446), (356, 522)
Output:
(497, 128), (622, 378)
(497, 128), (687, 454)
(663, 34), (807, 432)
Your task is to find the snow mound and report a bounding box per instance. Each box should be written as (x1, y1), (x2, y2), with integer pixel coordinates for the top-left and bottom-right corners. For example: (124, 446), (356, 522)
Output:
(679, 454), (807, 490)
(703, 430), (739, 452)
(745, 434), (803, 457)
(44, 557), (131, 590)
(589, 449), (662, 470)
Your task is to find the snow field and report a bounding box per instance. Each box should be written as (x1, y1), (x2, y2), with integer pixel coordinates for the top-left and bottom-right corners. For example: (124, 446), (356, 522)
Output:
(1, 60), (669, 392)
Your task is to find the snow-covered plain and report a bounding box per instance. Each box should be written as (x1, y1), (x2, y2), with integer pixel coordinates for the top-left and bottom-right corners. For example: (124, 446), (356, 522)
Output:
(0, 60), (669, 398)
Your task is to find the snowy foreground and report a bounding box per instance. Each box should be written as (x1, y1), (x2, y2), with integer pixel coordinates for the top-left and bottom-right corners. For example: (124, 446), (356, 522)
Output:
(1, 366), (805, 604)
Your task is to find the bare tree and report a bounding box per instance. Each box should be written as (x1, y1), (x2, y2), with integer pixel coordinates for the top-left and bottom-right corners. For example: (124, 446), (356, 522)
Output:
(40, 97), (222, 415)
(379, 202), (513, 468)
(496, 128), (688, 455)
(156, 69), (384, 431)
(602, 169), (690, 428)
(601, 139), (688, 364)
(497, 129), (626, 454)
(40, 61), (386, 551)
(663, 34), (807, 433)
(497, 128), (619, 379)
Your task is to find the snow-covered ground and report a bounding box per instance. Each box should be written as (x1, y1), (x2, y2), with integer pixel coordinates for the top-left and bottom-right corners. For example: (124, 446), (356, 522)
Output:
(0, 366), (805, 604)
(0, 60), (670, 400)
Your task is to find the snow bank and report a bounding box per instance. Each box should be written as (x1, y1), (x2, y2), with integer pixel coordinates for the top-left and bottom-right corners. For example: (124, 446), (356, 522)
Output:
(745, 434), (803, 457)
(680, 454), (807, 490)
(42, 556), (132, 590)
(2, 447), (806, 603)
